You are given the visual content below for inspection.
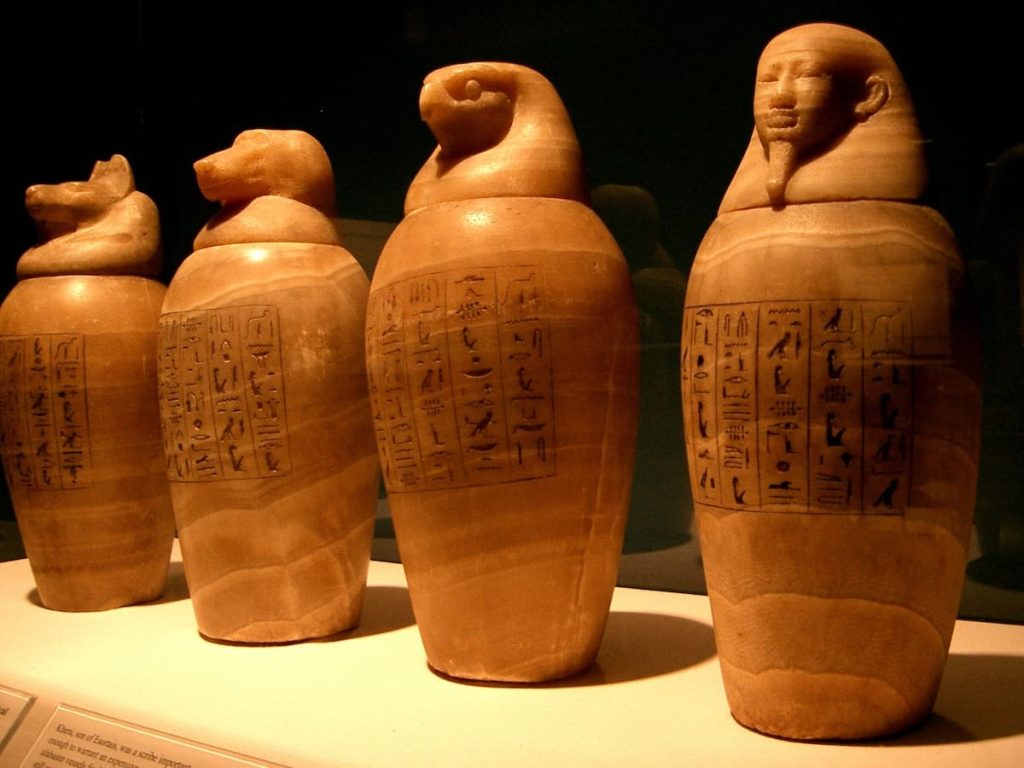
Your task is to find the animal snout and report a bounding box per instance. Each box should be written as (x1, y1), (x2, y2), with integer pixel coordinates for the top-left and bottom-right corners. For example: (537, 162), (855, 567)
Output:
(193, 153), (232, 199)
(24, 184), (45, 206)
(193, 154), (217, 179)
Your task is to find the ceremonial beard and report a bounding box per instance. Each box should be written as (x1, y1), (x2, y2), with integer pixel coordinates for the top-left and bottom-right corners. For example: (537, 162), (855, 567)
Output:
(765, 140), (798, 207)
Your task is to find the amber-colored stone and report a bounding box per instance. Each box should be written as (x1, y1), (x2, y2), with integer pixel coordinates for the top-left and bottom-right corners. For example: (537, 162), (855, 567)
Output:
(0, 155), (174, 611)
(682, 24), (981, 739)
(368, 63), (638, 682)
(159, 130), (377, 642)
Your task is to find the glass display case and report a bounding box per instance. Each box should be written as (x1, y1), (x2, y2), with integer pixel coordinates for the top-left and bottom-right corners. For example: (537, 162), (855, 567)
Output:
(2, 4), (1021, 598)
(0, 3), (1022, 762)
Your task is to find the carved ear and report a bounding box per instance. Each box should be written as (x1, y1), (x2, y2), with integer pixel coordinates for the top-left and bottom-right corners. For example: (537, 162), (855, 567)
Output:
(89, 154), (135, 199)
(854, 75), (889, 121)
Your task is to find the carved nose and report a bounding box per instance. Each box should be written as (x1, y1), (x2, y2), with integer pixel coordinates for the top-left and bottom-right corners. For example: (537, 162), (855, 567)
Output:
(769, 77), (796, 108)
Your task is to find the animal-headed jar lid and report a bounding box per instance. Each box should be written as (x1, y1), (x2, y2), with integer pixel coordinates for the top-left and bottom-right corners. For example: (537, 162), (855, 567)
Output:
(405, 62), (588, 214)
(192, 129), (343, 250)
(17, 155), (162, 278)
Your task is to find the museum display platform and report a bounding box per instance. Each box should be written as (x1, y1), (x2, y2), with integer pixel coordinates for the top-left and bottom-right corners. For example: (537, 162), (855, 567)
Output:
(2, 543), (1022, 767)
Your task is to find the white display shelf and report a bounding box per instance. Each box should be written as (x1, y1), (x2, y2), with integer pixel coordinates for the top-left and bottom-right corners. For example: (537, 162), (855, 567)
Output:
(2, 543), (1023, 767)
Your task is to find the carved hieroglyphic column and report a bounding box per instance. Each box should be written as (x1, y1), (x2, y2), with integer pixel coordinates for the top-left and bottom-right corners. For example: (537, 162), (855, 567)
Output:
(158, 130), (378, 643)
(366, 267), (557, 490)
(0, 156), (174, 611)
(367, 63), (639, 682)
(159, 306), (292, 483)
(685, 300), (915, 514)
(682, 24), (981, 739)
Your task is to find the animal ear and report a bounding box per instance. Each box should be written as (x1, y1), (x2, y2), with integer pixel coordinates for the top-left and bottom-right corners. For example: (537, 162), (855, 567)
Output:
(89, 154), (135, 199)
(854, 75), (889, 121)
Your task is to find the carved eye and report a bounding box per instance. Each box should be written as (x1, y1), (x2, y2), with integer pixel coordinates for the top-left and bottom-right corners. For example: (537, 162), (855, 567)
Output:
(464, 79), (482, 100)
(240, 129), (270, 143)
(797, 68), (830, 80)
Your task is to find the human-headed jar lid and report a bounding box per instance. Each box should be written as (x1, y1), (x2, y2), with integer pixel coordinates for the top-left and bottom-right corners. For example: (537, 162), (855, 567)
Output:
(719, 23), (928, 213)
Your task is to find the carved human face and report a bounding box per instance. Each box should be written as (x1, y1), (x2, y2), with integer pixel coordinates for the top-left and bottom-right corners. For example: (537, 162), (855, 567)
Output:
(754, 51), (853, 157)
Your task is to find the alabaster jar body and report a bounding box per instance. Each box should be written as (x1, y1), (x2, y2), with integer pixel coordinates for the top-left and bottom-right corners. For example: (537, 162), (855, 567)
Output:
(160, 241), (377, 642)
(683, 24), (981, 740)
(684, 202), (979, 738)
(0, 278), (173, 611)
(160, 129), (377, 643)
(371, 62), (637, 682)
(369, 196), (638, 682)
(0, 158), (174, 611)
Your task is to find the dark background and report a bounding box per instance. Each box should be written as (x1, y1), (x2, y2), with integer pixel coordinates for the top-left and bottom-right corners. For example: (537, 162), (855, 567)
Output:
(1, 2), (1016, 283)
(1, 2), (1021, 596)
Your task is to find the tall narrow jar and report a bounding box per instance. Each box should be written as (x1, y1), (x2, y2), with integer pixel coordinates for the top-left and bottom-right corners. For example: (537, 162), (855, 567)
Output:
(367, 63), (639, 682)
(159, 130), (378, 643)
(0, 155), (174, 611)
(682, 24), (981, 739)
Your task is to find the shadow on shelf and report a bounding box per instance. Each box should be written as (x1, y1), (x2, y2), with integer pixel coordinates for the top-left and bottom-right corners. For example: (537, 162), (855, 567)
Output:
(145, 560), (189, 604)
(852, 652), (1024, 747)
(431, 611), (716, 689)
(341, 585), (416, 639)
(24, 561), (190, 609)
(929, 652), (1024, 742)
(0, 519), (25, 562)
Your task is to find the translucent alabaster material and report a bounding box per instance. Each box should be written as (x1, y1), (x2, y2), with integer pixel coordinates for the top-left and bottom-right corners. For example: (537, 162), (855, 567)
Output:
(368, 63), (639, 682)
(682, 24), (981, 739)
(159, 130), (377, 643)
(0, 155), (174, 611)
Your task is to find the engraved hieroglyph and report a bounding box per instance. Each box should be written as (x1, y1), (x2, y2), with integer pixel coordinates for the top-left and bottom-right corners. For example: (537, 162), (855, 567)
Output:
(0, 334), (92, 490)
(683, 299), (912, 514)
(159, 306), (291, 483)
(368, 266), (555, 490)
(682, 24), (980, 740)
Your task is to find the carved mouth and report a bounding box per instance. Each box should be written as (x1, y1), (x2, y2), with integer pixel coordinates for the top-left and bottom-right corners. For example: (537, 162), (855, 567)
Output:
(766, 110), (798, 128)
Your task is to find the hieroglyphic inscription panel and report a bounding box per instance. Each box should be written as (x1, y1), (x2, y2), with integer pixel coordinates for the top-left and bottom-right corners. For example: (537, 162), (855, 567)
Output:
(682, 299), (912, 515)
(0, 334), (92, 490)
(367, 266), (556, 491)
(159, 306), (291, 482)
